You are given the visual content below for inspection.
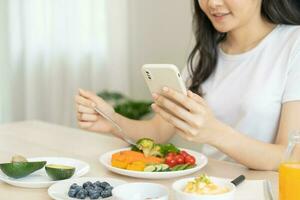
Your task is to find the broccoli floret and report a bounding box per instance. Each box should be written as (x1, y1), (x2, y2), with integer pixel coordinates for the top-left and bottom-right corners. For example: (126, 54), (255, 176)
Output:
(136, 138), (154, 157)
(135, 138), (180, 158)
(149, 144), (163, 157)
(160, 143), (180, 156)
(130, 144), (142, 152)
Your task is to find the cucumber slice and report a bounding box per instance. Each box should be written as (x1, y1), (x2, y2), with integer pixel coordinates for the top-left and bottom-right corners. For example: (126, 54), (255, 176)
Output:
(144, 165), (156, 172)
(155, 165), (163, 172)
(160, 164), (169, 172)
(185, 164), (196, 170)
(177, 164), (189, 171)
(171, 164), (183, 171)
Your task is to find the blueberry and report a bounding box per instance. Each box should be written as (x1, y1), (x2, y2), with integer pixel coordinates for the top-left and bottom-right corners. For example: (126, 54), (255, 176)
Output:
(83, 181), (93, 189)
(89, 190), (101, 199)
(94, 181), (102, 187)
(87, 189), (95, 196)
(101, 189), (112, 198)
(68, 189), (78, 198)
(70, 186), (82, 194)
(70, 183), (79, 189)
(85, 186), (94, 192)
(106, 185), (113, 190)
(75, 189), (87, 199)
(99, 182), (110, 189)
(94, 186), (104, 193)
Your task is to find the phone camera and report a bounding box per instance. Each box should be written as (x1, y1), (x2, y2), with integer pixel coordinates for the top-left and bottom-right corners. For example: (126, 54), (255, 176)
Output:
(146, 71), (152, 80)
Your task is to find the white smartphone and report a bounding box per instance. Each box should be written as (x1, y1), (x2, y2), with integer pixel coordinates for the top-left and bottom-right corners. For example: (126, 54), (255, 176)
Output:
(141, 64), (187, 96)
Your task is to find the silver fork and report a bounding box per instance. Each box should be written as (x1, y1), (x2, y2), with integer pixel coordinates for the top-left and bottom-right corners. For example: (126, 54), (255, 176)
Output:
(93, 106), (135, 146)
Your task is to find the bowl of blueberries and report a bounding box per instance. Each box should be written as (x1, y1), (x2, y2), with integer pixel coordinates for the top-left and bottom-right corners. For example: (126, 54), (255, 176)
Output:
(48, 177), (127, 199)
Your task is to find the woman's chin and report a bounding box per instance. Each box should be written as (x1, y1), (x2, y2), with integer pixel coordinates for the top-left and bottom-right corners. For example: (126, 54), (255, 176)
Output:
(213, 25), (232, 33)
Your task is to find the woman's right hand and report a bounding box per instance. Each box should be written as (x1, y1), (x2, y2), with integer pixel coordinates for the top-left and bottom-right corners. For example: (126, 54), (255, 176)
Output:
(75, 89), (117, 134)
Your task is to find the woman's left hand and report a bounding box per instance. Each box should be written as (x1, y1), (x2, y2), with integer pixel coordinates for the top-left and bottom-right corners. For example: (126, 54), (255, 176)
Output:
(151, 87), (225, 145)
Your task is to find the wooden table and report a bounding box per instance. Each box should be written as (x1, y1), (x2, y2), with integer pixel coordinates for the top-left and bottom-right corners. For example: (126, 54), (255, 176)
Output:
(0, 121), (279, 199)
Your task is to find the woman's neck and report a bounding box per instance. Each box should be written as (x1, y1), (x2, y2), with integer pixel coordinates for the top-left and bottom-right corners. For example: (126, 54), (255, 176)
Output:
(221, 16), (277, 55)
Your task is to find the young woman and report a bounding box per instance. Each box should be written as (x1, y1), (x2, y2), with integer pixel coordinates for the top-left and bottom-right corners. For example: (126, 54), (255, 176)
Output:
(75, 0), (300, 170)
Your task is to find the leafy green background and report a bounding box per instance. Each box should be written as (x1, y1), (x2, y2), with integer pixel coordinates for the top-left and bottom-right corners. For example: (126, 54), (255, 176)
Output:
(97, 91), (153, 120)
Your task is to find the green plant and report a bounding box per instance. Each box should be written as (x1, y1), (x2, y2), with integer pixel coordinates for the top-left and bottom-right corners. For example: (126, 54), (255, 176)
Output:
(97, 91), (153, 120)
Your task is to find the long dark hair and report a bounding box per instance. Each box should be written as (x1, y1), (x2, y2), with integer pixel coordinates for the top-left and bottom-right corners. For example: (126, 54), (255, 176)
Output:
(188, 0), (300, 95)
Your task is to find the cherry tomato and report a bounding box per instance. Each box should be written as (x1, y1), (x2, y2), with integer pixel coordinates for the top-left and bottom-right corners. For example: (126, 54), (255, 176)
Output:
(165, 155), (173, 163)
(175, 155), (185, 164)
(166, 158), (177, 167)
(167, 152), (177, 157)
(180, 150), (189, 158)
(185, 155), (196, 165)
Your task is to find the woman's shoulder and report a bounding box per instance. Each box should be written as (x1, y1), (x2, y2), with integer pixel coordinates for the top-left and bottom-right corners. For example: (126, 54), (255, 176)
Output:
(277, 25), (300, 55)
(277, 25), (300, 42)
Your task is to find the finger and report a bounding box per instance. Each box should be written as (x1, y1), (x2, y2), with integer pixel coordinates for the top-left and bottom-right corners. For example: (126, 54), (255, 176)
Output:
(79, 89), (114, 116)
(187, 90), (207, 106)
(77, 105), (97, 114)
(160, 87), (203, 113)
(77, 121), (93, 129)
(77, 113), (81, 120)
(78, 113), (99, 122)
(153, 95), (197, 126)
(75, 95), (94, 108)
(151, 103), (192, 131)
(79, 89), (105, 107)
(175, 129), (194, 142)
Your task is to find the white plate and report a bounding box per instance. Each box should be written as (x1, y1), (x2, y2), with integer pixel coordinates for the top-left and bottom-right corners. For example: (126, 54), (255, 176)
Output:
(99, 148), (208, 179)
(48, 177), (127, 200)
(0, 157), (90, 188)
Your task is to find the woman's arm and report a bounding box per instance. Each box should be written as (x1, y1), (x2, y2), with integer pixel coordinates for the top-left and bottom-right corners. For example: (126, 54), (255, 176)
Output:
(214, 101), (300, 170)
(114, 114), (175, 143)
(152, 87), (300, 170)
(76, 89), (175, 143)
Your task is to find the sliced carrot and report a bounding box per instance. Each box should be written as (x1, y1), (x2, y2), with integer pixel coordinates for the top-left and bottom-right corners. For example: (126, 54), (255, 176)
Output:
(111, 150), (164, 170)
(126, 161), (145, 171)
(111, 160), (128, 169)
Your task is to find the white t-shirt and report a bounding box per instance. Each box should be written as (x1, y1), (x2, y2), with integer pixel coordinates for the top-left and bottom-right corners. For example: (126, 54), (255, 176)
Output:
(175, 25), (300, 161)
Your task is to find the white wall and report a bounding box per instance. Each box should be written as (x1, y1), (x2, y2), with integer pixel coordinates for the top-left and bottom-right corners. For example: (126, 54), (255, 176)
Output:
(127, 0), (198, 150)
(128, 0), (194, 100)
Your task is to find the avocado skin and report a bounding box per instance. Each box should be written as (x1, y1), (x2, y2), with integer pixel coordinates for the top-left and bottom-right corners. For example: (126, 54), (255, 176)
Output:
(0, 161), (47, 179)
(45, 166), (75, 180)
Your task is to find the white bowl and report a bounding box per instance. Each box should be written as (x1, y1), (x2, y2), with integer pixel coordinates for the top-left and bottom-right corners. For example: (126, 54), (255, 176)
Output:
(172, 177), (236, 200)
(112, 182), (169, 200)
(48, 177), (127, 200)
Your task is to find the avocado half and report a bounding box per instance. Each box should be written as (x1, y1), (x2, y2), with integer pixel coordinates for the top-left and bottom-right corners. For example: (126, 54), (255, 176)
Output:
(0, 161), (47, 179)
(45, 164), (75, 180)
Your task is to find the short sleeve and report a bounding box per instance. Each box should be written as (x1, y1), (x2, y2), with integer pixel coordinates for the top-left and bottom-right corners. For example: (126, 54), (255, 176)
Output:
(282, 51), (300, 103)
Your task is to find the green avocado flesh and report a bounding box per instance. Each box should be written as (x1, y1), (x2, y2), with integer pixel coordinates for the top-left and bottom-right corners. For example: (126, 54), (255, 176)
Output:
(0, 161), (47, 179)
(45, 164), (75, 180)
